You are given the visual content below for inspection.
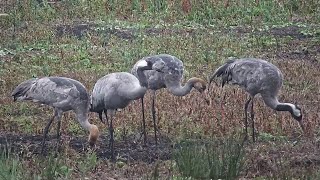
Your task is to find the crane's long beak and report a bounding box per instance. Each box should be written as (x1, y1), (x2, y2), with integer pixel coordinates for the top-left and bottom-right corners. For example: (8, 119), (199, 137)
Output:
(298, 121), (305, 133)
(202, 94), (210, 105)
(207, 74), (218, 92)
(199, 88), (210, 105)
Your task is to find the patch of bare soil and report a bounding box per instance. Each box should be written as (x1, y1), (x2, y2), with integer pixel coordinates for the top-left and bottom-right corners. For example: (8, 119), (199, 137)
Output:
(245, 138), (320, 178)
(0, 133), (173, 163)
(54, 22), (198, 41)
(1, 132), (320, 179)
(55, 23), (137, 40)
(231, 25), (318, 39)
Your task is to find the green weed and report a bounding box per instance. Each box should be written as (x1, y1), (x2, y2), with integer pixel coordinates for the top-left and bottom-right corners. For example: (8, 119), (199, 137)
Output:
(0, 147), (24, 180)
(174, 136), (245, 179)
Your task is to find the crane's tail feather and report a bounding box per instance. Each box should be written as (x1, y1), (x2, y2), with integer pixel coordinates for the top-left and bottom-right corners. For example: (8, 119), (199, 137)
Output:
(208, 59), (236, 89)
(11, 78), (37, 101)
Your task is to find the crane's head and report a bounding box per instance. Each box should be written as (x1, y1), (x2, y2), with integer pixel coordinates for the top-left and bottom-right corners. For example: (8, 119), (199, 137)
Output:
(136, 58), (166, 73)
(136, 59), (153, 70)
(151, 59), (166, 73)
(191, 78), (207, 93)
(290, 104), (304, 131)
(189, 77), (210, 105)
(88, 124), (99, 146)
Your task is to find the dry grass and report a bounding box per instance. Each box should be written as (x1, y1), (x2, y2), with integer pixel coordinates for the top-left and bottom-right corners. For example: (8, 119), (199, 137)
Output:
(0, 0), (320, 179)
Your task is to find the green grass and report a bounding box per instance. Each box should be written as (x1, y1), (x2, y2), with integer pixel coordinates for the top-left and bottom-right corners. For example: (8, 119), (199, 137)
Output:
(174, 136), (245, 179)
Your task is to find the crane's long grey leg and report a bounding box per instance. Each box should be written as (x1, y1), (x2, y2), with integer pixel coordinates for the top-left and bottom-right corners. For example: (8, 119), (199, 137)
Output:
(55, 110), (63, 153)
(104, 109), (109, 125)
(41, 109), (58, 154)
(98, 111), (104, 123)
(151, 90), (158, 145)
(244, 97), (252, 141)
(141, 97), (147, 145)
(108, 110), (115, 160)
(55, 110), (63, 140)
(250, 98), (255, 142)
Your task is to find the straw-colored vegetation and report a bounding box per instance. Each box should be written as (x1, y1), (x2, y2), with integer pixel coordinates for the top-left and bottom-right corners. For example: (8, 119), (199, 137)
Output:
(0, 0), (319, 179)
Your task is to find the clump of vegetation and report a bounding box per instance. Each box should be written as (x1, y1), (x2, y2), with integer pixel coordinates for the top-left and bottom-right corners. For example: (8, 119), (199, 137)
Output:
(174, 136), (245, 179)
(0, 147), (24, 180)
(0, 0), (319, 179)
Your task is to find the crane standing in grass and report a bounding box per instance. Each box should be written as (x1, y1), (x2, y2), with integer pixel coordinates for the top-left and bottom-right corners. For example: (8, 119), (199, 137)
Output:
(131, 54), (209, 145)
(90, 59), (159, 160)
(208, 58), (303, 142)
(11, 77), (99, 153)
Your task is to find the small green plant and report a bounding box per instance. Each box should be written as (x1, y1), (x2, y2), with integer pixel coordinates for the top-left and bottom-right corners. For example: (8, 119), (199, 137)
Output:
(174, 136), (245, 179)
(0, 147), (24, 180)
(39, 153), (73, 180)
(77, 150), (99, 175)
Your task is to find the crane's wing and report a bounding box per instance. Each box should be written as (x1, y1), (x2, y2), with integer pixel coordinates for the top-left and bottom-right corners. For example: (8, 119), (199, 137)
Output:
(11, 78), (38, 101)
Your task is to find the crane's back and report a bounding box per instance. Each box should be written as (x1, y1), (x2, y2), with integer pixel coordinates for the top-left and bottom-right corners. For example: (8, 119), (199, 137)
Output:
(91, 72), (141, 111)
(227, 58), (283, 96)
(12, 77), (90, 112)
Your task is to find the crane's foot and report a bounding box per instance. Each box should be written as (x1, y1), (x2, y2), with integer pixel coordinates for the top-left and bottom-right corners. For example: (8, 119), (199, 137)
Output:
(243, 133), (249, 142)
(40, 146), (46, 155)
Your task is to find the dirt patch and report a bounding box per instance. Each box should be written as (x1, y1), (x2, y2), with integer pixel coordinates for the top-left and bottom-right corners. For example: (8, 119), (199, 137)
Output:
(54, 22), (320, 43)
(265, 26), (311, 39)
(54, 22), (200, 40)
(0, 133), (173, 163)
(231, 25), (319, 39)
(245, 138), (320, 178)
(55, 23), (136, 40)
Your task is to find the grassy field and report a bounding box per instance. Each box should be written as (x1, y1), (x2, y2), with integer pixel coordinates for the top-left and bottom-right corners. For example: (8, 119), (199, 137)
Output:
(0, 0), (320, 179)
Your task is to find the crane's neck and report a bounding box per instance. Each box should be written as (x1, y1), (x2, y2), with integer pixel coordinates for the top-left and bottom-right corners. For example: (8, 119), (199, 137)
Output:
(166, 78), (194, 96)
(125, 85), (147, 100)
(75, 110), (99, 146)
(275, 103), (301, 118)
(136, 66), (148, 87)
(262, 95), (302, 120)
(122, 66), (149, 100)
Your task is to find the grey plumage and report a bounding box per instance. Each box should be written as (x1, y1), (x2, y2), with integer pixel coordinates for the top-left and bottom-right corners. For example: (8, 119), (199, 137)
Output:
(209, 58), (303, 141)
(131, 54), (184, 91)
(90, 60), (155, 160)
(91, 72), (148, 111)
(131, 54), (208, 144)
(11, 76), (99, 153)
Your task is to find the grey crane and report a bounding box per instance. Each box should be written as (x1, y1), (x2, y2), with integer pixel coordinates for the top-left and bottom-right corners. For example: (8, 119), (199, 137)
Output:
(131, 54), (208, 145)
(11, 77), (99, 153)
(90, 59), (158, 160)
(208, 58), (303, 142)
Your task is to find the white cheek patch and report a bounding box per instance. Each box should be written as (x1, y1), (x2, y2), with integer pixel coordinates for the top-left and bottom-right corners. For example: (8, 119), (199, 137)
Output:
(288, 103), (301, 117)
(136, 60), (148, 67)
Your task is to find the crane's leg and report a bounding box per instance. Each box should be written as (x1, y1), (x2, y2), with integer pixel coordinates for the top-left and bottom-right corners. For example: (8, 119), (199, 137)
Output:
(41, 109), (58, 154)
(108, 110), (115, 160)
(250, 98), (255, 142)
(151, 90), (158, 145)
(141, 97), (147, 145)
(244, 97), (252, 141)
(104, 109), (109, 125)
(56, 110), (63, 140)
(98, 111), (104, 124)
(55, 110), (63, 152)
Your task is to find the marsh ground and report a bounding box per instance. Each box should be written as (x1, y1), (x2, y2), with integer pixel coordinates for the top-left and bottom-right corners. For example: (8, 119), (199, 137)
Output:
(0, 0), (320, 179)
